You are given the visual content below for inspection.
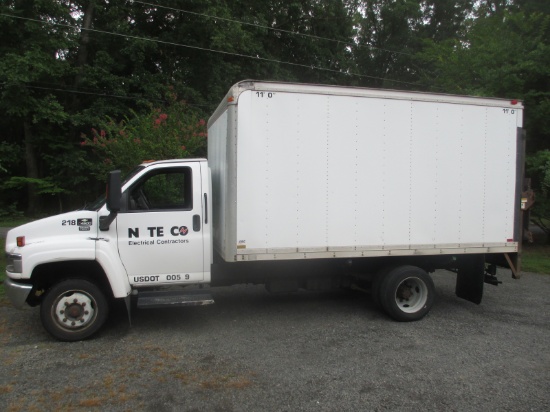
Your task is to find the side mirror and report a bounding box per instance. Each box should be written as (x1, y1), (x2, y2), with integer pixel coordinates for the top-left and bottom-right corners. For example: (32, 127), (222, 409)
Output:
(106, 170), (122, 211)
(100, 170), (122, 231)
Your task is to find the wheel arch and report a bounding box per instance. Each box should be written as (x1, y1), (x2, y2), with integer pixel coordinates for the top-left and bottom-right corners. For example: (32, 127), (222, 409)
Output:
(29, 260), (115, 305)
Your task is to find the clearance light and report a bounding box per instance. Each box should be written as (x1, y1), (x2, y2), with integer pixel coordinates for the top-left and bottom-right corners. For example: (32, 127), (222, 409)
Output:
(142, 159), (156, 163)
(16, 236), (25, 247)
(227, 96), (235, 102)
(511, 100), (518, 105)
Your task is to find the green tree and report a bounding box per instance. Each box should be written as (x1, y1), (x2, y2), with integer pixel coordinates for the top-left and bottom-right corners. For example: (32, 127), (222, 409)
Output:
(351, 0), (475, 89)
(0, 0), (75, 214)
(352, 0), (423, 88)
(81, 100), (207, 179)
(526, 151), (550, 240)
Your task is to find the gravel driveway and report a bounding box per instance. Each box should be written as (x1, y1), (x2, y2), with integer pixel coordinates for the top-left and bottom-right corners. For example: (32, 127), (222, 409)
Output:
(1, 269), (549, 411)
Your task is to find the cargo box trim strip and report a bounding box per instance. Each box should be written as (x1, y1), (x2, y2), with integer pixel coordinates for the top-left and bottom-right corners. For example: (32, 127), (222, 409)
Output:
(234, 243), (518, 261)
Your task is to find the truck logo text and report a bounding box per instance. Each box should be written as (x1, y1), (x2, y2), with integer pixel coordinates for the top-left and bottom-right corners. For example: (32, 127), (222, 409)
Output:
(128, 226), (189, 238)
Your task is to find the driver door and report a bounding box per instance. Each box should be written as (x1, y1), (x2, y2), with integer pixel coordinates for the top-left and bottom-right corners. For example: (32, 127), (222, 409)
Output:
(115, 164), (205, 286)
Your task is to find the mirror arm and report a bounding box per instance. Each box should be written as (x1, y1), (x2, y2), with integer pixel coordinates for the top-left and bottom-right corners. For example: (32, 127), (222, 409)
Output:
(99, 212), (118, 231)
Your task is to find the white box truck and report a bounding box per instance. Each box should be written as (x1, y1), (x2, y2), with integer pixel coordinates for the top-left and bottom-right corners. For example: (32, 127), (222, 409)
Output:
(4, 81), (525, 341)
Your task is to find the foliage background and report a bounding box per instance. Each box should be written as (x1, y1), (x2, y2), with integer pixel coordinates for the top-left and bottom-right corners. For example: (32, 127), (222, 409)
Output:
(0, 0), (548, 238)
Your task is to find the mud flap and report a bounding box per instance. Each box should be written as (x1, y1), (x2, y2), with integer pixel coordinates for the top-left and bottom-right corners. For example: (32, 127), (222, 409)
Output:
(125, 295), (132, 326)
(456, 255), (485, 304)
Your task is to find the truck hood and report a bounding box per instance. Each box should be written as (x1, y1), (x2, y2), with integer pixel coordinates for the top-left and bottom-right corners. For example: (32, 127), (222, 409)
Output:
(5, 211), (98, 254)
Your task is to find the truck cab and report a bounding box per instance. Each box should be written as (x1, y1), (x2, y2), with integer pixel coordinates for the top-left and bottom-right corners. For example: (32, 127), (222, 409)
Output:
(5, 159), (212, 341)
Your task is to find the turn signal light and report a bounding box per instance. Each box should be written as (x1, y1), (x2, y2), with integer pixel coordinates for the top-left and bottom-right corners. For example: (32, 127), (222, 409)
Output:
(16, 236), (25, 247)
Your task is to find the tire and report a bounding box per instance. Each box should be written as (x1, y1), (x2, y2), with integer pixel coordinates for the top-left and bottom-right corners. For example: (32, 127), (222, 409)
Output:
(40, 279), (109, 341)
(379, 266), (435, 322)
(371, 266), (396, 308)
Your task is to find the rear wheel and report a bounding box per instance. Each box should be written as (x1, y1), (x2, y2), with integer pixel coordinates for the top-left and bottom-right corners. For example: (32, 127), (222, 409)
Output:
(379, 266), (434, 321)
(371, 266), (395, 308)
(40, 279), (109, 341)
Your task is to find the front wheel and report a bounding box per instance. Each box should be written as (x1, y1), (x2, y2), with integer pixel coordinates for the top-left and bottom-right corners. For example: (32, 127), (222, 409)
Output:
(379, 266), (435, 322)
(40, 279), (109, 341)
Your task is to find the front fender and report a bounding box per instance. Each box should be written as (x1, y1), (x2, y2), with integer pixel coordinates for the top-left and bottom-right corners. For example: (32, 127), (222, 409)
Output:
(21, 239), (96, 279)
(96, 240), (131, 298)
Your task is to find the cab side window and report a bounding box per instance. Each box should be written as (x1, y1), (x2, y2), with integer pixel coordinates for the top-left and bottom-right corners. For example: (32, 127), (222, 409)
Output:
(128, 167), (192, 211)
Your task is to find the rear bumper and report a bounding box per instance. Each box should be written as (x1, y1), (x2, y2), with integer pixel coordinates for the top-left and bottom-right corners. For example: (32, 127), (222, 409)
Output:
(4, 277), (32, 308)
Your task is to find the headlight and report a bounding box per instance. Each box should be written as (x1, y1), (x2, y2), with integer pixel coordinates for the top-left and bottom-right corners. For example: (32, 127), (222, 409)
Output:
(6, 253), (22, 273)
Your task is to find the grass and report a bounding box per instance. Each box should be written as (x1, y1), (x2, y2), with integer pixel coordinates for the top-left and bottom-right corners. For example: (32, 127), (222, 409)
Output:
(0, 216), (34, 299)
(0, 238), (5, 299)
(0, 217), (33, 228)
(521, 243), (550, 274)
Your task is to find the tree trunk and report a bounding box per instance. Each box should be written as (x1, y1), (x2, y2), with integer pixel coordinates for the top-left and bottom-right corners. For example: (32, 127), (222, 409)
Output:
(70, 1), (96, 144)
(24, 121), (39, 215)
(72, 0), (95, 105)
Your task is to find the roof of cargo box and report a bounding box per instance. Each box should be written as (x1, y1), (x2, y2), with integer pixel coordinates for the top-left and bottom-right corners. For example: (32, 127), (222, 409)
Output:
(208, 80), (523, 126)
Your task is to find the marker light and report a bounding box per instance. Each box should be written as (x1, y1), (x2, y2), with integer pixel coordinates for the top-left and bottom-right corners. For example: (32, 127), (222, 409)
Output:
(16, 236), (25, 247)
(511, 100), (518, 105)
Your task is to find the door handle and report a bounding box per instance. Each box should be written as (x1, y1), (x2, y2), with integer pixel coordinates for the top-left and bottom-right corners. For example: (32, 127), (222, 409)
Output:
(204, 193), (208, 224)
(193, 214), (201, 232)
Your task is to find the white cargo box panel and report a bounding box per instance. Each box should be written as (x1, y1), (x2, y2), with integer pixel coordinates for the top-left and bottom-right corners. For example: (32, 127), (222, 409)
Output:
(208, 81), (523, 262)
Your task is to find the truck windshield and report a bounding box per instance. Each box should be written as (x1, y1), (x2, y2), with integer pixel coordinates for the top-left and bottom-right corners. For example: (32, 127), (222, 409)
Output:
(83, 166), (145, 211)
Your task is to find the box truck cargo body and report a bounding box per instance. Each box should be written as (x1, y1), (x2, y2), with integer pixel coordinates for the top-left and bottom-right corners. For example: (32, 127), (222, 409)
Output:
(5, 81), (525, 341)
(208, 81), (522, 263)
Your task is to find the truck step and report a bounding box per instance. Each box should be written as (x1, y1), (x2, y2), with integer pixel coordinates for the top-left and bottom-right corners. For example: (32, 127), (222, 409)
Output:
(137, 289), (214, 309)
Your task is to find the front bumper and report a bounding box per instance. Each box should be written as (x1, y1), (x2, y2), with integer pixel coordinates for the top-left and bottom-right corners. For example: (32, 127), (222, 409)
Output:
(4, 278), (32, 308)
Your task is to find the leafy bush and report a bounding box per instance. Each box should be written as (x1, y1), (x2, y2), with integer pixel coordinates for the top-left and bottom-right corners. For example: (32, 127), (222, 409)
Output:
(0, 203), (24, 221)
(81, 101), (207, 180)
(526, 150), (550, 241)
